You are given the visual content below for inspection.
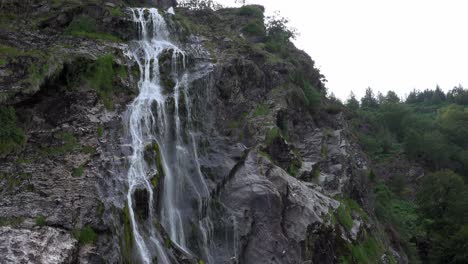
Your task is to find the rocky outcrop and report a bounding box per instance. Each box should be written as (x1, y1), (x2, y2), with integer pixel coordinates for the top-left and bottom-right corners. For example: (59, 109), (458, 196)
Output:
(0, 226), (77, 264)
(217, 150), (339, 263)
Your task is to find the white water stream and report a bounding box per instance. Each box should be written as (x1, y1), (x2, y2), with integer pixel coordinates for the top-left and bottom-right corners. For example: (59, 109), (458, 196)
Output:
(124, 8), (213, 263)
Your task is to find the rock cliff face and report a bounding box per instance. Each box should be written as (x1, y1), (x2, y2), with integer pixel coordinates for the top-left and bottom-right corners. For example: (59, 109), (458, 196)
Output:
(0, 1), (403, 263)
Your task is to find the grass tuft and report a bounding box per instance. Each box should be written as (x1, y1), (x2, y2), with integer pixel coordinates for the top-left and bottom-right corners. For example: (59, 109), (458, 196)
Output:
(0, 106), (26, 156)
(35, 216), (46, 226)
(74, 225), (98, 245)
(64, 16), (121, 42)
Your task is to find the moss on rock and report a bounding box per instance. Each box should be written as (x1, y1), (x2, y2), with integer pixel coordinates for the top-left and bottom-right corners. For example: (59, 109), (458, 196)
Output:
(121, 204), (134, 262)
(0, 106), (26, 156)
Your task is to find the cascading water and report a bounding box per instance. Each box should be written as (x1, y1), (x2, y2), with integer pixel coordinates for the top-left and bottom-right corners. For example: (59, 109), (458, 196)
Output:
(124, 8), (213, 263)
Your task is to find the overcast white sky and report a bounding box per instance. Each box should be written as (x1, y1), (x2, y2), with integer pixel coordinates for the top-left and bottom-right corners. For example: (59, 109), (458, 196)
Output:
(216, 0), (468, 100)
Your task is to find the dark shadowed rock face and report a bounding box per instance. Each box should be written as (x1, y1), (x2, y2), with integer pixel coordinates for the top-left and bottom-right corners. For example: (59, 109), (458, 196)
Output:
(216, 150), (339, 263)
(0, 2), (403, 264)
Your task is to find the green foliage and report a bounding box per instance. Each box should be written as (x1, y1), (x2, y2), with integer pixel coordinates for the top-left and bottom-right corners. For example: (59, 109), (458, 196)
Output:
(228, 120), (240, 129)
(109, 7), (124, 17)
(145, 142), (165, 191)
(343, 199), (368, 220)
(417, 170), (467, 225)
(312, 165), (321, 179)
(265, 12), (297, 55)
(252, 104), (269, 117)
(0, 172), (30, 190)
(346, 92), (360, 111)
(35, 216), (46, 226)
(72, 165), (85, 177)
(82, 145), (96, 155)
(290, 69), (323, 114)
(265, 127), (281, 145)
(378, 102), (410, 138)
(352, 86), (468, 262)
(42, 131), (79, 155)
(121, 204), (134, 261)
(335, 199), (368, 232)
(287, 159), (301, 177)
(0, 45), (24, 57)
(342, 237), (383, 264)
(0, 217), (23, 227)
(74, 225), (98, 245)
(64, 16), (121, 42)
(85, 54), (118, 109)
(259, 151), (272, 161)
(437, 104), (468, 148)
(375, 184), (419, 235)
(0, 106), (25, 156)
(242, 21), (265, 36)
(361, 87), (379, 109)
(374, 183), (421, 262)
(336, 205), (353, 231)
(303, 82), (322, 113)
(389, 174), (406, 196)
(447, 85), (468, 105)
(179, 0), (223, 10)
(165, 236), (172, 248)
(416, 170), (468, 262)
(97, 126), (104, 138)
(238, 5), (264, 18)
(351, 87), (468, 171)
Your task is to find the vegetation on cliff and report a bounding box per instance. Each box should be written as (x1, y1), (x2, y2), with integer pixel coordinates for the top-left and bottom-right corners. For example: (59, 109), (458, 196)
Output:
(0, 106), (26, 156)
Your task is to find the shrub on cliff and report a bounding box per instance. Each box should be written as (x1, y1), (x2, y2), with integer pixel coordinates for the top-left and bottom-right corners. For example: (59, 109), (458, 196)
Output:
(265, 12), (297, 55)
(238, 5), (264, 18)
(85, 54), (118, 109)
(0, 106), (25, 156)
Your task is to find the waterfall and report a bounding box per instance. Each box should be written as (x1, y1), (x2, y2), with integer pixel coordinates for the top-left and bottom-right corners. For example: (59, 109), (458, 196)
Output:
(124, 7), (213, 264)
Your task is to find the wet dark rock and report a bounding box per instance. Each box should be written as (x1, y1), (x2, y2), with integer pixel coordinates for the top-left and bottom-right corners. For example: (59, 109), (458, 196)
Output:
(159, 48), (176, 93)
(216, 150), (339, 263)
(133, 188), (149, 220)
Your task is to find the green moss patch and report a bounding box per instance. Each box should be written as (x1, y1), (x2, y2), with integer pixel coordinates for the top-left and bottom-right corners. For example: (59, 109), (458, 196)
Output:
(341, 237), (383, 264)
(83, 54), (126, 109)
(145, 142), (165, 191)
(336, 198), (369, 231)
(35, 216), (46, 226)
(73, 225), (98, 245)
(72, 165), (85, 177)
(121, 204), (134, 261)
(253, 104), (269, 117)
(265, 127), (281, 145)
(242, 22), (265, 36)
(336, 205), (354, 231)
(97, 126), (104, 138)
(0, 217), (23, 227)
(0, 106), (26, 156)
(41, 131), (79, 156)
(64, 16), (121, 42)
(238, 5), (264, 18)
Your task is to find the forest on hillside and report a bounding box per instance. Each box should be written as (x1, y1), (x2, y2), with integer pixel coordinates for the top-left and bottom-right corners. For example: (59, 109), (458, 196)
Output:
(343, 86), (468, 263)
